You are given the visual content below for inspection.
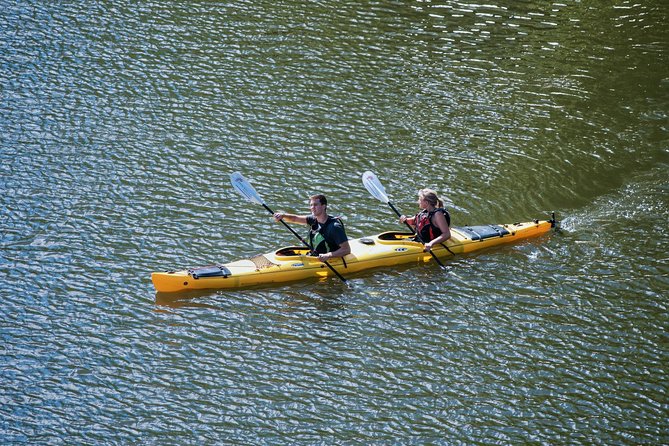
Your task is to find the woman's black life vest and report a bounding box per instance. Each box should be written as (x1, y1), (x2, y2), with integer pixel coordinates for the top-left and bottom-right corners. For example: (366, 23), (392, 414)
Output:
(415, 208), (450, 242)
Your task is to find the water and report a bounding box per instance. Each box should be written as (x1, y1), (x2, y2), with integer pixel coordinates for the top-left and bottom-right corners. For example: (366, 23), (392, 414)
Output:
(1, 0), (667, 444)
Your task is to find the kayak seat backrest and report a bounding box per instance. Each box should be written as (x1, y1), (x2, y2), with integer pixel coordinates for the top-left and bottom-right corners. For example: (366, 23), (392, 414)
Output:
(454, 225), (510, 241)
(188, 265), (231, 279)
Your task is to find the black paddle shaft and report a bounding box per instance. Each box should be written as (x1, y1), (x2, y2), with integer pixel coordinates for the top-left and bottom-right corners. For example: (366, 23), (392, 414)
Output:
(388, 202), (418, 235)
(262, 204), (312, 248)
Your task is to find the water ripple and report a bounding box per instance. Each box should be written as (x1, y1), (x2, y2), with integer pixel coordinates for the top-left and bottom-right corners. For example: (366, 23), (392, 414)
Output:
(2, 1), (668, 444)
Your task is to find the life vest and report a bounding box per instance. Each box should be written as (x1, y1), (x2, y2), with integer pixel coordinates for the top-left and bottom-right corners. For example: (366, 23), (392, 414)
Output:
(307, 216), (346, 255)
(415, 208), (450, 242)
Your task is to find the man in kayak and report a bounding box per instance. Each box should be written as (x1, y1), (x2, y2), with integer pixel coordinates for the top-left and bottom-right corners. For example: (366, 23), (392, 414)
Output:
(399, 188), (451, 252)
(273, 194), (351, 263)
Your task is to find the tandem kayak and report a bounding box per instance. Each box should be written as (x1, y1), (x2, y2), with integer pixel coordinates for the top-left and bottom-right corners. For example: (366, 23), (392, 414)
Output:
(151, 215), (557, 293)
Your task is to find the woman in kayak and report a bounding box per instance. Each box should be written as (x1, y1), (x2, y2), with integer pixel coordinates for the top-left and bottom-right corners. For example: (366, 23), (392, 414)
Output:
(400, 188), (451, 252)
(274, 194), (351, 262)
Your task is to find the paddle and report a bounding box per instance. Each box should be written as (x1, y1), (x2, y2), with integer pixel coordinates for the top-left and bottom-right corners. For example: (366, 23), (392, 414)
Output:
(230, 172), (348, 284)
(362, 170), (446, 268)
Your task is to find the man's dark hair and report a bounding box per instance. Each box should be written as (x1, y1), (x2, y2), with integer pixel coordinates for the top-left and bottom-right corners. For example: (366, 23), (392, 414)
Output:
(310, 194), (327, 206)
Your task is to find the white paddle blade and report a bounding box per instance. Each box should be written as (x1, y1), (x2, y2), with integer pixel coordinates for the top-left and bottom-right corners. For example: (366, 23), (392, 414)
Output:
(230, 172), (265, 205)
(362, 170), (389, 203)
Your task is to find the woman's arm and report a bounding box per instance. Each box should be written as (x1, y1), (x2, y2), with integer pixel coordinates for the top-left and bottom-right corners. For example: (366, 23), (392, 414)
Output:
(399, 215), (416, 226)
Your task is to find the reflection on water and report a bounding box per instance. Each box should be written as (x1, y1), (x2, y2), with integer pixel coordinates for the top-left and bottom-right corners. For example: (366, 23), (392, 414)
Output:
(1, 0), (667, 444)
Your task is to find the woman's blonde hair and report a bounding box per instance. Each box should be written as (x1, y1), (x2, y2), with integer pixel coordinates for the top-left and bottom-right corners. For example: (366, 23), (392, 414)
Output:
(419, 188), (444, 208)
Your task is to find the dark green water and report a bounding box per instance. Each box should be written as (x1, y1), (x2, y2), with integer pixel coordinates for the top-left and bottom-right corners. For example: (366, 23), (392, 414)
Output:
(1, 1), (667, 444)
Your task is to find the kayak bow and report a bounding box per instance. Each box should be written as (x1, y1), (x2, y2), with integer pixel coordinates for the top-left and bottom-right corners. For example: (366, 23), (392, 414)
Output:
(151, 216), (556, 293)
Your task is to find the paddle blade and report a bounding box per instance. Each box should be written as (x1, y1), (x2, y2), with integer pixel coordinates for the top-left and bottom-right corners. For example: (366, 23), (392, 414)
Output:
(362, 170), (389, 203)
(230, 171), (265, 205)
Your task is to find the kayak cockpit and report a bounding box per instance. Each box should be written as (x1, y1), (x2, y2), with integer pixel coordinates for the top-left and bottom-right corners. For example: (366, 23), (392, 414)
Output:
(275, 247), (312, 257)
(376, 231), (417, 242)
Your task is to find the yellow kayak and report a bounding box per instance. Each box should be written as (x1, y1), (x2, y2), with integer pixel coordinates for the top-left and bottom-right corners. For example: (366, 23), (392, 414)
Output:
(151, 216), (556, 293)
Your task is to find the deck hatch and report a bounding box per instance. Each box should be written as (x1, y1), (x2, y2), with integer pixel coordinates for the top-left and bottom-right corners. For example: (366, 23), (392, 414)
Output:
(188, 265), (232, 279)
(454, 225), (510, 241)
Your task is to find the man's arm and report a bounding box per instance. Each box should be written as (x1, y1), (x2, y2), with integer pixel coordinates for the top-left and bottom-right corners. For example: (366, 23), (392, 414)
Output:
(274, 212), (308, 225)
(318, 240), (351, 262)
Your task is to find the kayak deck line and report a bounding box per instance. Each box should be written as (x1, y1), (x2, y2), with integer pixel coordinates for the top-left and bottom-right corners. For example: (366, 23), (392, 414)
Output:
(151, 215), (558, 293)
